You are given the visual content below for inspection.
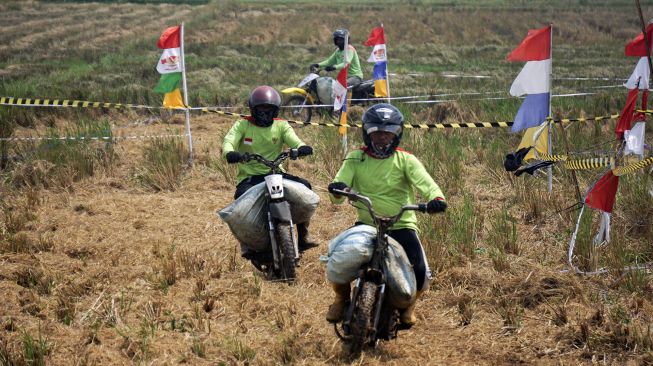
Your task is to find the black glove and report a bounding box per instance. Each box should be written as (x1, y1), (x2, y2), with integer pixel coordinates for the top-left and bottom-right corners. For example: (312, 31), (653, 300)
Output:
(297, 145), (313, 157)
(226, 151), (242, 164)
(426, 199), (447, 213)
(328, 182), (349, 195)
(324, 66), (336, 72)
(310, 63), (320, 72)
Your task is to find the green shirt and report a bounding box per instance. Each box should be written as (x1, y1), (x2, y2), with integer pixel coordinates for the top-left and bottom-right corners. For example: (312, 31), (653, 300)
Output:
(318, 45), (364, 79)
(222, 118), (305, 184)
(331, 149), (445, 231)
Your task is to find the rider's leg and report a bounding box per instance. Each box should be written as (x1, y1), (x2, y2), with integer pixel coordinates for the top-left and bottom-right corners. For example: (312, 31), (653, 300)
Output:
(326, 281), (351, 322)
(347, 76), (363, 88)
(281, 173), (317, 250)
(388, 229), (432, 325)
(233, 174), (267, 199)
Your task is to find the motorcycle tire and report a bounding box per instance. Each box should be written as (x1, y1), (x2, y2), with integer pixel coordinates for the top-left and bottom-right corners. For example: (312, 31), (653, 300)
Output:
(275, 223), (297, 283)
(346, 281), (376, 358)
(283, 95), (312, 124)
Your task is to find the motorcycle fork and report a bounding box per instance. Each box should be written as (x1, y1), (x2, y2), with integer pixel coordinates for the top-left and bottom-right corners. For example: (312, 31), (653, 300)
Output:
(267, 212), (281, 270)
(370, 283), (386, 342)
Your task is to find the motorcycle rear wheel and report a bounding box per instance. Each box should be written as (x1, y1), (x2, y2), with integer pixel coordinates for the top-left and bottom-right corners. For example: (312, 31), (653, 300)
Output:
(346, 281), (376, 358)
(275, 223), (297, 283)
(283, 95), (312, 124)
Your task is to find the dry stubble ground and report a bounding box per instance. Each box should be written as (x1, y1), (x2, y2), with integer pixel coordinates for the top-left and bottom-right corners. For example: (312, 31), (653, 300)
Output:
(0, 114), (642, 365)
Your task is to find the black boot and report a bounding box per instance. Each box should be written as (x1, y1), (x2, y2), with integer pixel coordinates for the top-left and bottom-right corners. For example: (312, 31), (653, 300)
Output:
(297, 223), (318, 251)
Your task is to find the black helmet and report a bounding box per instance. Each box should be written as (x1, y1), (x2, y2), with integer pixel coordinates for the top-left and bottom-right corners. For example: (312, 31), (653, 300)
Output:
(248, 86), (281, 127)
(362, 103), (404, 158)
(332, 28), (349, 40)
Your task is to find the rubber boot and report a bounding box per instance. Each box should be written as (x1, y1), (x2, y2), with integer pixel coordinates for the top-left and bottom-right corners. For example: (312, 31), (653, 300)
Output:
(326, 282), (351, 323)
(297, 223), (318, 251)
(400, 290), (424, 326)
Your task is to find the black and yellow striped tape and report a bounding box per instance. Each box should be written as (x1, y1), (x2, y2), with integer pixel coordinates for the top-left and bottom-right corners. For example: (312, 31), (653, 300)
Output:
(0, 96), (164, 110)
(0, 96), (628, 129)
(564, 157), (614, 170)
(538, 154), (568, 162)
(613, 157), (653, 176)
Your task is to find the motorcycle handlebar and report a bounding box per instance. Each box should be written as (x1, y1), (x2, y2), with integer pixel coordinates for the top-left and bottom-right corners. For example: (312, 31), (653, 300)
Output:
(330, 189), (428, 222)
(238, 148), (303, 167)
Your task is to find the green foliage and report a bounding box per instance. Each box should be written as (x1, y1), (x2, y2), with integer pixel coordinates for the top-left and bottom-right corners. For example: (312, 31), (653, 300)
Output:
(487, 206), (519, 255)
(8, 118), (114, 188)
(134, 135), (188, 191)
(22, 330), (50, 366)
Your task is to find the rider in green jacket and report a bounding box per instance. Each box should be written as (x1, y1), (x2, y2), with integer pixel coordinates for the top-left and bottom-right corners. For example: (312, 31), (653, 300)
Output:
(326, 103), (447, 326)
(222, 86), (318, 258)
(311, 28), (363, 87)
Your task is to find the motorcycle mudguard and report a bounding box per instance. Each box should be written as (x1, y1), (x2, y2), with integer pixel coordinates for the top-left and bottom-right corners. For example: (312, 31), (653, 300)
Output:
(269, 201), (293, 223)
(281, 88), (315, 103)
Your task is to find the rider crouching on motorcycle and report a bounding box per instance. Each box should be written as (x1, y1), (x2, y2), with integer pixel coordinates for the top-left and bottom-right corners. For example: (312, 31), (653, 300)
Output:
(222, 86), (318, 260)
(310, 28), (363, 87)
(326, 103), (447, 326)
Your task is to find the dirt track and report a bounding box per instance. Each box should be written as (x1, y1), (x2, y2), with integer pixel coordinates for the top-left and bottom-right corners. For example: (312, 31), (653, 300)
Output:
(2, 115), (637, 365)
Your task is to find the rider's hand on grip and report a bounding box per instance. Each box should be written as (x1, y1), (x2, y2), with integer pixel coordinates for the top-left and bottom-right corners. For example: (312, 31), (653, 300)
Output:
(426, 199), (447, 213)
(324, 66), (336, 72)
(328, 182), (349, 197)
(226, 151), (242, 164)
(310, 63), (320, 73)
(297, 145), (313, 157)
(417, 203), (428, 213)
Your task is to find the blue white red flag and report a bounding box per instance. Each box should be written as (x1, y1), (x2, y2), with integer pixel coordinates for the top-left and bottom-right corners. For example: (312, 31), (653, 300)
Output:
(507, 25), (551, 132)
(365, 26), (389, 98)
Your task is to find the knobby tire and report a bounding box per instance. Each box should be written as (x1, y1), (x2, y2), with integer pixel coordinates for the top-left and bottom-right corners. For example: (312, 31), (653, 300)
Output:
(347, 281), (376, 358)
(275, 223), (296, 283)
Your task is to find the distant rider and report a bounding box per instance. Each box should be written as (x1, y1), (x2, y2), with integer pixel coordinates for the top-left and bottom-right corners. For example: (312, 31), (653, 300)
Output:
(310, 28), (364, 87)
(222, 86), (318, 263)
(326, 103), (447, 326)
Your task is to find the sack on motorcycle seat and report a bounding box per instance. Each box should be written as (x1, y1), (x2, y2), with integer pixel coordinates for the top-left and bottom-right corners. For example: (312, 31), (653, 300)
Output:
(218, 179), (320, 252)
(316, 77), (335, 106)
(325, 225), (417, 309)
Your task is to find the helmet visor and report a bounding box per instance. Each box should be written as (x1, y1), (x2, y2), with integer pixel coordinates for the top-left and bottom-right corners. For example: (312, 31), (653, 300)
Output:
(364, 123), (402, 136)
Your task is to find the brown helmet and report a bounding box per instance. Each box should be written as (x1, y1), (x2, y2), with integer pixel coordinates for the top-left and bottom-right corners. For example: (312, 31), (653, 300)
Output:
(248, 86), (281, 127)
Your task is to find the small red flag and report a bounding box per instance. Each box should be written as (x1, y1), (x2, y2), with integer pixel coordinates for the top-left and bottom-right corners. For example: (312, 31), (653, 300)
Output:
(364, 27), (385, 46)
(585, 171), (619, 213)
(507, 25), (551, 62)
(625, 24), (653, 57)
(157, 25), (181, 49)
(615, 88), (639, 138)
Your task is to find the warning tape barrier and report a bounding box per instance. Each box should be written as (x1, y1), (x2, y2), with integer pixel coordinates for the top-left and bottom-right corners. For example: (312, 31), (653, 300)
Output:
(563, 157), (614, 170)
(0, 134), (187, 142)
(0, 96), (639, 130)
(613, 156), (653, 176)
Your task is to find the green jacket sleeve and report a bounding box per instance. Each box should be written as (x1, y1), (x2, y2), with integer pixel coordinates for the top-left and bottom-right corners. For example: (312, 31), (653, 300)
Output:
(317, 50), (338, 68)
(281, 122), (305, 149)
(406, 154), (445, 202)
(329, 152), (356, 204)
(222, 120), (244, 157)
(318, 49), (353, 71)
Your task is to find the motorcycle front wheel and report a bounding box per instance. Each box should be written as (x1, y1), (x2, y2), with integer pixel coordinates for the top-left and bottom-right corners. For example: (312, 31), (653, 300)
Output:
(282, 95), (312, 124)
(275, 223), (297, 283)
(346, 281), (376, 358)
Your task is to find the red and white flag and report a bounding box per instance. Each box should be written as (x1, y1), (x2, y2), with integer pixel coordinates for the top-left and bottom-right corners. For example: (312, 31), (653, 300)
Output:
(333, 66), (348, 111)
(156, 26), (182, 74)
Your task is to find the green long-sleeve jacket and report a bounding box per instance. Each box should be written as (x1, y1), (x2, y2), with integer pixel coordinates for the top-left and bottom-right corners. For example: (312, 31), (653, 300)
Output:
(222, 118), (305, 184)
(330, 148), (445, 231)
(318, 45), (364, 79)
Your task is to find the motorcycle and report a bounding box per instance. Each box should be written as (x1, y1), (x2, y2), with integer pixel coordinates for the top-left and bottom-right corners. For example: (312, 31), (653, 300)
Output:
(280, 69), (376, 123)
(228, 149), (308, 282)
(330, 188), (428, 357)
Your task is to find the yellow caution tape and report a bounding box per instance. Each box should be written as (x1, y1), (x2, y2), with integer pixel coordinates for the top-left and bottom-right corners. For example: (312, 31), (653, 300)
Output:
(612, 157), (653, 176)
(563, 157), (614, 170)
